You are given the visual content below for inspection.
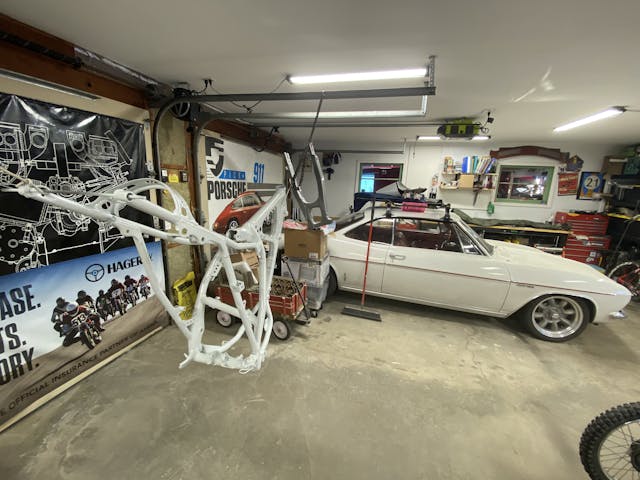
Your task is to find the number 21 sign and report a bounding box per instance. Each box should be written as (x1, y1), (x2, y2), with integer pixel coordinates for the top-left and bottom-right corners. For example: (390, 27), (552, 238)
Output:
(577, 171), (605, 200)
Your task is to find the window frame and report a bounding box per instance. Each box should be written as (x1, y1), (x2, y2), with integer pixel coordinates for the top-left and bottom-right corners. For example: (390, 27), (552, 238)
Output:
(393, 217), (463, 252)
(342, 215), (491, 256)
(357, 163), (404, 193)
(343, 217), (395, 244)
(495, 165), (554, 205)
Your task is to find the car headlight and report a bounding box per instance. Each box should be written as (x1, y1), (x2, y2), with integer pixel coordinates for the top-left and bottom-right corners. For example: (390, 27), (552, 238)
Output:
(213, 222), (218, 229)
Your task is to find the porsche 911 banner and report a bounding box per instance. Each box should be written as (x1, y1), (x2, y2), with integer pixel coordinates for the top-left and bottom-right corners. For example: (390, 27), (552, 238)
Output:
(204, 136), (283, 229)
(0, 242), (166, 430)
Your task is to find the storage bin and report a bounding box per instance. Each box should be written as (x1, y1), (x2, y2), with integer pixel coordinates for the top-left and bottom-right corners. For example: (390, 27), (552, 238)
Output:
(281, 255), (330, 288)
(306, 274), (330, 310)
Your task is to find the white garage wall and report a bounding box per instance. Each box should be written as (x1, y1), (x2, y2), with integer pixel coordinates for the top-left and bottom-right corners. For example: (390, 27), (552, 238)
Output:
(310, 141), (623, 222)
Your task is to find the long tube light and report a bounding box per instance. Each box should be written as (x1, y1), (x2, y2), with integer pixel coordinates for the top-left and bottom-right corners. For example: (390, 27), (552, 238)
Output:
(0, 69), (100, 100)
(288, 68), (427, 85)
(553, 107), (625, 132)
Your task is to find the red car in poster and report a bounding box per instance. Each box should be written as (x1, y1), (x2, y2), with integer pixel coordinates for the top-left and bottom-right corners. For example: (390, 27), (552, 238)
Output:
(213, 191), (265, 233)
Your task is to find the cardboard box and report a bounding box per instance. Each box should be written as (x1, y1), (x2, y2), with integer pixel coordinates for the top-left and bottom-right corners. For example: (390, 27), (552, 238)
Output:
(229, 250), (260, 287)
(230, 251), (259, 269)
(284, 228), (328, 260)
(458, 174), (475, 189)
(601, 156), (627, 175)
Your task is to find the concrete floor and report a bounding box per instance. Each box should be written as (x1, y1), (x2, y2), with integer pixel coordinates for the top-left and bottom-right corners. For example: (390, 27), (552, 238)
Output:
(1, 292), (639, 480)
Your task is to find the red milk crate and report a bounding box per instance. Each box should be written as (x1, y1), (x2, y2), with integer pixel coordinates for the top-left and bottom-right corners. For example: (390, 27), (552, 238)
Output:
(212, 278), (307, 320)
(554, 212), (609, 236)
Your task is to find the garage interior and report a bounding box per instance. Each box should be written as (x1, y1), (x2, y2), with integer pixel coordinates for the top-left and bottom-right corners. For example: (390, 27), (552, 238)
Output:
(0, 2), (639, 479)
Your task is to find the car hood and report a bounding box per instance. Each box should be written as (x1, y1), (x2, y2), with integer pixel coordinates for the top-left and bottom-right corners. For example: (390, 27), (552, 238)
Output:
(487, 240), (630, 296)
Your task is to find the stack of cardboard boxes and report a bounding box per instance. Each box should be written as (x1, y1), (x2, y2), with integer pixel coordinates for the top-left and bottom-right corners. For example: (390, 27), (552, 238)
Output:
(282, 228), (330, 310)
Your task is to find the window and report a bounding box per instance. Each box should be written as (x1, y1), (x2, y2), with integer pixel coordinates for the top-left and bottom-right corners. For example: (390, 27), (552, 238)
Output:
(496, 165), (554, 205)
(454, 226), (481, 255)
(336, 211), (365, 230)
(393, 218), (461, 252)
(345, 218), (394, 244)
(243, 194), (259, 207)
(232, 198), (243, 209)
(358, 164), (403, 193)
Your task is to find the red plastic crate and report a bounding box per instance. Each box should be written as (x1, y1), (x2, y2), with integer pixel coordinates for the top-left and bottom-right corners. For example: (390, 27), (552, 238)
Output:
(246, 284), (307, 318)
(213, 281), (307, 320)
(554, 212), (609, 235)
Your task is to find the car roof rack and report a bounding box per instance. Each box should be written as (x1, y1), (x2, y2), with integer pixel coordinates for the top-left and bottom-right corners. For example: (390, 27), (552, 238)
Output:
(370, 198), (445, 210)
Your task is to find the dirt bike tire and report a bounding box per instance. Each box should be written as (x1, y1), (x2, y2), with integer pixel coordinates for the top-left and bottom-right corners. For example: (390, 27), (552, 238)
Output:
(579, 402), (640, 480)
(80, 329), (96, 349)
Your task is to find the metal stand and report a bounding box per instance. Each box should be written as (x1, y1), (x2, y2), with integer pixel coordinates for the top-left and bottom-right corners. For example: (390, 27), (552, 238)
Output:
(2, 168), (286, 372)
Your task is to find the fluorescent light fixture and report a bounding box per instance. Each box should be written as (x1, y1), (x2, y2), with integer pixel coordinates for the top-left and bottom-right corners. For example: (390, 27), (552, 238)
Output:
(417, 136), (441, 141)
(472, 135), (490, 141)
(277, 109), (427, 119)
(288, 68), (427, 85)
(0, 69), (100, 100)
(553, 107), (625, 132)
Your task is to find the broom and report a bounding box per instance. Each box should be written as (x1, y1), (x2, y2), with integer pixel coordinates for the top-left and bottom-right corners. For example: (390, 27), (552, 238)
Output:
(341, 199), (382, 321)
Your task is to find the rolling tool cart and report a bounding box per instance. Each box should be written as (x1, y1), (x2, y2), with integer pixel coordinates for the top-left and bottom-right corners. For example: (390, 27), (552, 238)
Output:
(212, 275), (312, 341)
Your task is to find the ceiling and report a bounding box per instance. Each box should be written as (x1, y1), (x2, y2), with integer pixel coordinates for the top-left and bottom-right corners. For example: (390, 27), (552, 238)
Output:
(3, 0), (640, 150)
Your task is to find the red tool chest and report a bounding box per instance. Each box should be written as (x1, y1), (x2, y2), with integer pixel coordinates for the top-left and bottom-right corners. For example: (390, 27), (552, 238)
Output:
(554, 212), (609, 235)
(554, 212), (610, 265)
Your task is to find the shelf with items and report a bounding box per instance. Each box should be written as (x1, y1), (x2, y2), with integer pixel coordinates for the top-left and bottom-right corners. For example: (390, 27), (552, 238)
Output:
(442, 155), (497, 176)
(439, 172), (496, 191)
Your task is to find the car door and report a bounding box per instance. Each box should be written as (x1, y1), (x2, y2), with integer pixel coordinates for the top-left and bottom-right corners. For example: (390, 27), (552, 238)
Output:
(330, 217), (393, 292)
(381, 218), (510, 314)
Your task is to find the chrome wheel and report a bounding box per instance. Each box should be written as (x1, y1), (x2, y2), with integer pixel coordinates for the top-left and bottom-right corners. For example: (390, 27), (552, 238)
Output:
(228, 219), (239, 230)
(531, 296), (584, 339)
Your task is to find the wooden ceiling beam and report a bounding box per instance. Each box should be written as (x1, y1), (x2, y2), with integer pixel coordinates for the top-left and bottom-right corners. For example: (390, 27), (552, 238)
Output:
(0, 14), (147, 108)
(206, 120), (288, 154)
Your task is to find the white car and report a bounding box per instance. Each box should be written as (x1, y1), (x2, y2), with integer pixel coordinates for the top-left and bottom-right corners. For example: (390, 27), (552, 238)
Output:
(327, 205), (631, 342)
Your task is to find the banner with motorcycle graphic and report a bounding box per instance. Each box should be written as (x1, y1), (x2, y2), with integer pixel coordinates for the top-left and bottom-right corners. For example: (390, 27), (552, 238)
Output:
(0, 92), (151, 276)
(0, 242), (167, 430)
(204, 136), (283, 233)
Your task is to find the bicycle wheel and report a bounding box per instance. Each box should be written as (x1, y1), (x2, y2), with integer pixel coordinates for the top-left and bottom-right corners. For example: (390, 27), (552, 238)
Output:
(608, 262), (640, 300)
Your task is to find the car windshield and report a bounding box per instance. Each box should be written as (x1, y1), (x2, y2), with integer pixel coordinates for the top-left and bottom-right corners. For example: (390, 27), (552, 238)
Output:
(455, 217), (494, 255)
(336, 211), (365, 230)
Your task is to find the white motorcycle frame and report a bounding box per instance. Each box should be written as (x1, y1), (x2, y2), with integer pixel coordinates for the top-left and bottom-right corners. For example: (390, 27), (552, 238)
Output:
(5, 172), (287, 372)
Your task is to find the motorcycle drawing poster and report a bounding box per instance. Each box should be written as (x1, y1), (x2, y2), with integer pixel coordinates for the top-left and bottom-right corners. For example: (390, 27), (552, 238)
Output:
(0, 239), (167, 430)
(0, 93), (152, 275)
